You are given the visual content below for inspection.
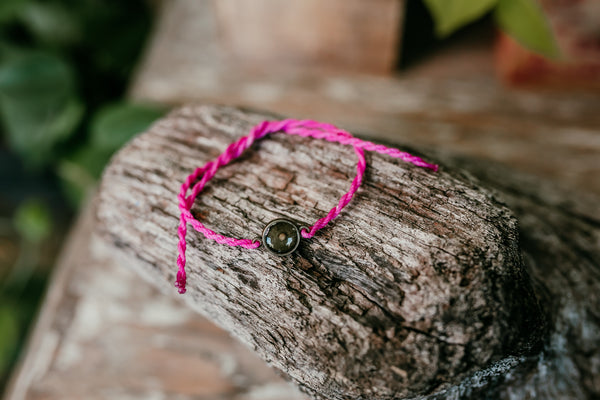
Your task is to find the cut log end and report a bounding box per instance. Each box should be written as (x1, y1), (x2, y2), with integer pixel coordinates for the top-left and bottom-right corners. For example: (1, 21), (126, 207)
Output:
(96, 105), (545, 399)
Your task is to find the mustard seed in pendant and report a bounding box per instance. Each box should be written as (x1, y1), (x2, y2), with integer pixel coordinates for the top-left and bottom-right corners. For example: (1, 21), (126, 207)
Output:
(262, 219), (301, 255)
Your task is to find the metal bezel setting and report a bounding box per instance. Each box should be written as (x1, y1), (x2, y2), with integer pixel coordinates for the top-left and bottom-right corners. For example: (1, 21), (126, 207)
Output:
(261, 218), (302, 256)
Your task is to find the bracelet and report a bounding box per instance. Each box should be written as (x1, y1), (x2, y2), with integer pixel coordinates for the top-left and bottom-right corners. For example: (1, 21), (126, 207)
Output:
(175, 119), (438, 294)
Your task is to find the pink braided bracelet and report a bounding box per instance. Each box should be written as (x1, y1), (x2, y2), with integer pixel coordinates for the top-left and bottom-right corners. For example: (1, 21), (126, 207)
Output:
(176, 119), (438, 294)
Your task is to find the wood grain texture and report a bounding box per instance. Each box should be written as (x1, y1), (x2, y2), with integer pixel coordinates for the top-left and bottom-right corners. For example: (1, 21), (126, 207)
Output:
(129, 0), (600, 197)
(4, 199), (306, 400)
(95, 105), (545, 399)
(213, 0), (404, 74)
(8, 106), (598, 400)
(428, 153), (600, 399)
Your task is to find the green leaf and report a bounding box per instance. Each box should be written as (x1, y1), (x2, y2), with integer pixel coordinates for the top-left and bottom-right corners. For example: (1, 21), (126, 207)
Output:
(57, 146), (113, 206)
(62, 145), (113, 180)
(19, 2), (82, 47)
(46, 97), (86, 142)
(0, 0), (26, 23)
(423, 0), (498, 36)
(0, 305), (19, 376)
(56, 158), (98, 207)
(495, 0), (560, 59)
(90, 103), (165, 151)
(0, 35), (30, 63)
(13, 200), (52, 243)
(57, 102), (164, 207)
(0, 52), (82, 166)
(0, 52), (73, 96)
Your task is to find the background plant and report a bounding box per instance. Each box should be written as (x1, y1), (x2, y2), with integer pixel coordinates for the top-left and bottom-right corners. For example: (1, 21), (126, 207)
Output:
(424, 0), (559, 57)
(0, 0), (162, 391)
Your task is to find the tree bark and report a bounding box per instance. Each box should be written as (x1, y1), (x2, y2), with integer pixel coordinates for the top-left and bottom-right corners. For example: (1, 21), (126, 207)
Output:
(95, 105), (598, 399)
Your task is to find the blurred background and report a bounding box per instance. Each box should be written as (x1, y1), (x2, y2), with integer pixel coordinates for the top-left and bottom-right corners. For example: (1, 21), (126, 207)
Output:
(0, 0), (598, 397)
(0, 0), (162, 391)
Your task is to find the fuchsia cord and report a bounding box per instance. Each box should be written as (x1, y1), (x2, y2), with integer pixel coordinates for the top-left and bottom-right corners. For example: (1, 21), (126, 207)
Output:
(175, 119), (438, 294)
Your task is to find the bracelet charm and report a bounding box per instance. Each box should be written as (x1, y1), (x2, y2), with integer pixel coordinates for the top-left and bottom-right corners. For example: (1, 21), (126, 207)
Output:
(262, 219), (302, 256)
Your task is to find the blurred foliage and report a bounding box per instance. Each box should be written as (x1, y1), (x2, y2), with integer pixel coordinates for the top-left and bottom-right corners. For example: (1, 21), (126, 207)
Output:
(423, 0), (559, 58)
(13, 199), (51, 243)
(0, 52), (82, 166)
(0, 0), (166, 196)
(0, 0), (163, 391)
(0, 305), (18, 379)
(494, 0), (560, 58)
(423, 0), (498, 37)
(90, 102), (165, 151)
(58, 102), (164, 204)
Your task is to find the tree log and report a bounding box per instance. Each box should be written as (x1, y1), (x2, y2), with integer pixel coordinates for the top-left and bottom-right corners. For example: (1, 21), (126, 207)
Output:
(95, 105), (598, 399)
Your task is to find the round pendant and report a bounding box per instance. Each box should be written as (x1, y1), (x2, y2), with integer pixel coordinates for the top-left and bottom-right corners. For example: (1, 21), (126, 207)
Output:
(262, 219), (301, 256)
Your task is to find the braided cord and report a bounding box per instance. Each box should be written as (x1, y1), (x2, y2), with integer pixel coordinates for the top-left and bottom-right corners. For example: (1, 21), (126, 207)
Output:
(175, 119), (437, 293)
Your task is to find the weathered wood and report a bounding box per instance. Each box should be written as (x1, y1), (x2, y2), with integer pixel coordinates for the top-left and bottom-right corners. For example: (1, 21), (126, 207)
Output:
(427, 153), (600, 399)
(95, 105), (549, 399)
(8, 2), (598, 398)
(129, 0), (600, 197)
(213, 0), (404, 74)
(4, 198), (306, 400)
(8, 104), (598, 399)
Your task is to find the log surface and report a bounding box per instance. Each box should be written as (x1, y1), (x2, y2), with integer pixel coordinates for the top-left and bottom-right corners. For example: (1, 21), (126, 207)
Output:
(428, 153), (600, 399)
(96, 105), (545, 399)
(130, 0), (600, 197)
(4, 200), (305, 400)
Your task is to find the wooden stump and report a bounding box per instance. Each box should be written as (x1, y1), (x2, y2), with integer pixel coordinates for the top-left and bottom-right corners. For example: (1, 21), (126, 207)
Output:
(93, 104), (583, 399)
